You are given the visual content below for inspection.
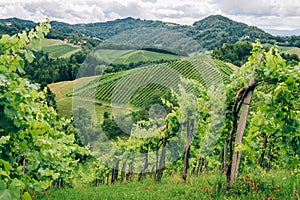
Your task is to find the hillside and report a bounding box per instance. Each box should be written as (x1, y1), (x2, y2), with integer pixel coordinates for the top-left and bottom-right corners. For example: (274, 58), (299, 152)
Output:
(1, 15), (293, 51)
(280, 46), (300, 57)
(49, 15), (275, 51)
(94, 49), (180, 65)
(49, 55), (234, 120)
(41, 38), (81, 58)
(192, 15), (274, 49)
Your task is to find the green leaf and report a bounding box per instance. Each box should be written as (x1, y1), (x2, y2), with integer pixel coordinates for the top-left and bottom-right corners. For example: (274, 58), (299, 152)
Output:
(24, 50), (35, 63)
(19, 140), (28, 152)
(0, 159), (13, 172)
(8, 183), (20, 200)
(0, 170), (10, 178)
(10, 179), (25, 190)
(0, 189), (12, 200)
(30, 39), (41, 52)
(0, 182), (20, 200)
(0, 181), (6, 190)
(4, 106), (17, 120)
(0, 136), (10, 146)
(21, 192), (32, 200)
(17, 60), (25, 74)
(0, 34), (10, 44)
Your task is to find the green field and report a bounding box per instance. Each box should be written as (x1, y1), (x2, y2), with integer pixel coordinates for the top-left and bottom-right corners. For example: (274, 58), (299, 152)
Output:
(113, 50), (180, 65)
(49, 55), (233, 121)
(41, 38), (81, 58)
(93, 49), (180, 65)
(283, 47), (300, 57)
(41, 38), (63, 46)
(48, 76), (112, 121)
(41, 170), (299, 200)
(72, 55), (233, 107)
(265, 44), (300, 57)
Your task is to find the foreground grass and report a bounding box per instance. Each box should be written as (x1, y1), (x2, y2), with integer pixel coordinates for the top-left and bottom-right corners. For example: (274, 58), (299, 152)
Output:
(42, 170), (299, 200)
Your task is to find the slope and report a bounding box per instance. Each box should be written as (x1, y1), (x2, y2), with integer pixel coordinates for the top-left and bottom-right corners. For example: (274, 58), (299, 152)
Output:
(72, 55), (233, 108)
(0, 15), (279, 51)
(41, 38), (81, 58)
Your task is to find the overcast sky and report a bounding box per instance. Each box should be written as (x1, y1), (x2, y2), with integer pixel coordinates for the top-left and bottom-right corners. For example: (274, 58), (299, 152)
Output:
(1, 0), (300, 31)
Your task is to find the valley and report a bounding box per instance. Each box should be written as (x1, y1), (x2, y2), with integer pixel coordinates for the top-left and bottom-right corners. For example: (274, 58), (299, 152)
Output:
(0, 15), (299, 200)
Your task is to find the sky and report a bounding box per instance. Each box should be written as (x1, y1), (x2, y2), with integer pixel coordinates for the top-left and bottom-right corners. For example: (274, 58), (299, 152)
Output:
(1, 0), (300, 32)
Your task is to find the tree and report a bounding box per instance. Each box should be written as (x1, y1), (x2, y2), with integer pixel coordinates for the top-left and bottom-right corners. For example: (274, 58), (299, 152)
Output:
(225, 42), (300, 184)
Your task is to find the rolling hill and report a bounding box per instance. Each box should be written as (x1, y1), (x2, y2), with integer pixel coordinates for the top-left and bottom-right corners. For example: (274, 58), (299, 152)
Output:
(49, 55), (234, 120)
(1, 15), (294, 52)
(41, 38), (81, 58)
(279, 46), (300, 57)
(94, 49), (180, 65)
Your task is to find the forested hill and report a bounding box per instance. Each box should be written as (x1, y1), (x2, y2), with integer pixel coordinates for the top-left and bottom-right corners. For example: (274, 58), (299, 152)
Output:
(192, 15), (274, 48)
(1, 15), (300, 50)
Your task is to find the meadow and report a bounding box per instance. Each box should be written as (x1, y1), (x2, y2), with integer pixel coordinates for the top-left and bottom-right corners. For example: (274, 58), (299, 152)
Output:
(41, 170), (299, 200)
(41, 38), (81, 58)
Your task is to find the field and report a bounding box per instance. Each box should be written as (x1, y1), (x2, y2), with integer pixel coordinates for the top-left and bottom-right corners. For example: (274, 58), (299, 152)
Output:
(72, 55), (233, 108)
(49, 55), (233, 121)
(265, 45), (300, 57)
(41, 38), (81, 58)
(283, 47), (300, 57)
(113, 50), (180, 65)
(48, 76), (113, 122)
(93, 49), (180, 65)
(41, 170), (299, 200)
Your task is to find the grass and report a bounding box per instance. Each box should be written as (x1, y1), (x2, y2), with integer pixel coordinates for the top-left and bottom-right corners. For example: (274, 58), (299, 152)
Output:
(273, 45), (300, 57)
(113, 50), (180, 65)
(60, 48), (81, 58)
(41, 38), (81, 58)
(42, 45), (79, 58)
(284, 47), (300, 57)
(48, 76), (120, 122)
(41, 170), (299, 200)
(263, 44), (300, 57)
(93, 49), (180, 65)
(41, 38), (63, 46)
(48, 76), (102, 118)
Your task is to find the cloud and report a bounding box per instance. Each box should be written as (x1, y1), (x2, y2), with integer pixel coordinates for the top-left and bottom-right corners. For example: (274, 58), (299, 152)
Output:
(0, 0), (300, 30)
(211, 0), (300, 17)
(141, 0), (157, 3)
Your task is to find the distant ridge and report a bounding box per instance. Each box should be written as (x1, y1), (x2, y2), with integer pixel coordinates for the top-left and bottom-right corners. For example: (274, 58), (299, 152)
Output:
(1, 15), (300, 50)
(265, 28), (300, 36)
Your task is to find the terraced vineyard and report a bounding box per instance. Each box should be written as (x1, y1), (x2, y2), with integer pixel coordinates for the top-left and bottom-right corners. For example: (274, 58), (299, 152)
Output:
(72, 55), (233, 107)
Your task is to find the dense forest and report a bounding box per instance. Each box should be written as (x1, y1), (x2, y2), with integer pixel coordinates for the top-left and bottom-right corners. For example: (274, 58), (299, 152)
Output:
(212, 42), (300, 67)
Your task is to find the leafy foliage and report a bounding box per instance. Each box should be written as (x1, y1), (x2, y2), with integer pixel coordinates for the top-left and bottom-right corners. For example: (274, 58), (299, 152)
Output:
(212, 42), (253, 66)
(223, 41), (300, 183)
(0, 20), (89, 198)
(212, 41), (300, 67)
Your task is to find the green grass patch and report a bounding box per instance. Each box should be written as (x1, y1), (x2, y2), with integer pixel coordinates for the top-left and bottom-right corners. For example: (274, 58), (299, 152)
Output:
(41, 38), (82, 58)
(93, 49), (180, 65)
(41, 38), (63, 46)
(41, 170), (299, 200)
(284, 47), (300, 57)
(42, 44), (80, 58)
(113, 50), (180, 65)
